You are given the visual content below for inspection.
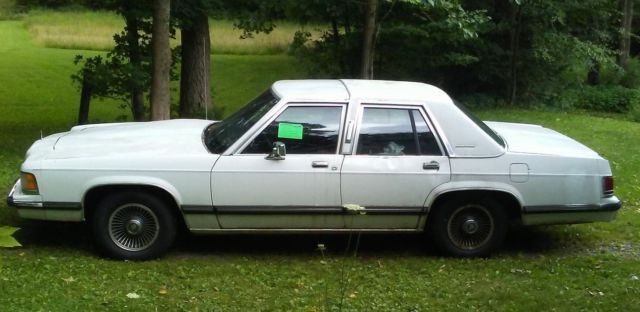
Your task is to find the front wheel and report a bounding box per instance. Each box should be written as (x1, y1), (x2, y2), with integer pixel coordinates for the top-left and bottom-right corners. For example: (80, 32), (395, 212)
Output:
(92, 192), (176, 260)
(429, 197), (507, 257)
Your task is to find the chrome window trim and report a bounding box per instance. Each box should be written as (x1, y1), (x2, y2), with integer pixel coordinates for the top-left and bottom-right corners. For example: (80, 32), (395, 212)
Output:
(420, 104), (455, 156)
(350, 103), (446, 157)
(220, 96), (287, 156)
(234, 102), (348, 155)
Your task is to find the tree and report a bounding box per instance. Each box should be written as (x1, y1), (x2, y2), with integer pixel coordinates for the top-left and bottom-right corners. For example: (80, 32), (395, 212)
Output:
(121, 5), (146, 121)
(151, 0), (172, 120)
(361, 0), (378, 79)
(506, 0), (524, 105)
(73, 0), (154, 122)
(176, 0), (212, 118)
(619, 0), (634, 68)
(236, 0), (486, 82)
(72, 56), (107, 125)
(73, 0), (182, 122)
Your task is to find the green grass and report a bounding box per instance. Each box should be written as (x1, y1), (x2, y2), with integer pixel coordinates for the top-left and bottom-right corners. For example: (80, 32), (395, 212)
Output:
(23, 9), (317, 55)
(0, 14), (640, 311)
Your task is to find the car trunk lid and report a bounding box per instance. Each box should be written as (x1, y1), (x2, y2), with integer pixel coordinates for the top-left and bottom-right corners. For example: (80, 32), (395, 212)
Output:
(485, 121), (600, 158)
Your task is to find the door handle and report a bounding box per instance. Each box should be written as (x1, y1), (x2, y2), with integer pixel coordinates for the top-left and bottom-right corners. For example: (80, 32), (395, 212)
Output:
(423, 161), (440, 170)
(312, 161), (329, 168)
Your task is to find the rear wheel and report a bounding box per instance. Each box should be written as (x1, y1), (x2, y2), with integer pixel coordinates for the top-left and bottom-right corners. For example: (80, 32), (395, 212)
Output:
(92, 192), (176, 260)
(429, 197), (507, 257)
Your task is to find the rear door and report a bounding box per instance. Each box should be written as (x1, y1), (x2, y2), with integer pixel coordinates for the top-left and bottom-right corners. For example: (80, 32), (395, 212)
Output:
(340, 105), (451, 229)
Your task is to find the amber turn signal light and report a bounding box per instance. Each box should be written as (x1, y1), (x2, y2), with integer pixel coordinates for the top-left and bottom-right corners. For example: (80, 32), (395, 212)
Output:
(20, 172), (39, 194)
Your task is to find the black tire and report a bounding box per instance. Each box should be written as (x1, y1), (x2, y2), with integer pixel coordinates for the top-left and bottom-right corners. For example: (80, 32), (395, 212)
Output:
(429, 196), (507, 257)
(92, 191), (176, 260)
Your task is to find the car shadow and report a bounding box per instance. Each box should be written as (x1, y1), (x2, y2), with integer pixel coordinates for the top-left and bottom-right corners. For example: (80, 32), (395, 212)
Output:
(10, 221), (593, 259)
(501, 225), (581, 255)
(173, 232), (436, 258)
(11, 220), (95, 254)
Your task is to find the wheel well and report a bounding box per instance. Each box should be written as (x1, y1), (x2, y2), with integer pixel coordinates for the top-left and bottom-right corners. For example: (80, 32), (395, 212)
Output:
(83, 185), (186, 228)
(429, 190), (522, 222)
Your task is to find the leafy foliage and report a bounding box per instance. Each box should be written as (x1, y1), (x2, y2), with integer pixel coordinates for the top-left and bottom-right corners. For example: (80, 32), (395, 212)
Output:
(71, 0), (179, 120)
(23, 0), (640, 115)
(569, 86), (640, 113)
(263, 0), (488, 80)
(234, 0), (630, 113)
(0, 226), (21, 248)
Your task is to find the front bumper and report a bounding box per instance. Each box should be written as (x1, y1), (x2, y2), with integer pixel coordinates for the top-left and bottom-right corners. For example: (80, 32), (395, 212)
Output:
(522, 196), (622, 226)
(7, 179), (83, 221)
(7, 179), (43, 208)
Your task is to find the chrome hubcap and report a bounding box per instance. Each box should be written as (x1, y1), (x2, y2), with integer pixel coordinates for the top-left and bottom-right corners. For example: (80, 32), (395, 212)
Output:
(447, 204), (494, 250)
(462, 218), (479, 234)
(109, 204), (159, 252)
(126, 219), (143, 235)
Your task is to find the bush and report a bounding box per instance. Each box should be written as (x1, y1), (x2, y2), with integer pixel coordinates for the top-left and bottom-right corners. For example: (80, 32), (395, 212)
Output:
(571, 85), (640, 113)
(457, 94), (509, 109)
(598, 57), (640, 89)
(630, 102), (640, 122)
(620, 58), (640, 89)
(0, 0), (16, 17)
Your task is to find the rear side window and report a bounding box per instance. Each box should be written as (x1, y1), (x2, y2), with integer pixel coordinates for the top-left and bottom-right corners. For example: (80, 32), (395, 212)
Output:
(356, 107), (441, 156)
(243, 106), (343, 154)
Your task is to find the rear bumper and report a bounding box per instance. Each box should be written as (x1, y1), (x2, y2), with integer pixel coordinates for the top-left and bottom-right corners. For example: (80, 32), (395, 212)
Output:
(7, 179), (83, 221)
(522, 196), (622, 226)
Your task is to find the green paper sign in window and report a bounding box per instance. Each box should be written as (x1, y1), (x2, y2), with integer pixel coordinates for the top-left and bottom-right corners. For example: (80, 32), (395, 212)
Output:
(277, 123), (303, 140)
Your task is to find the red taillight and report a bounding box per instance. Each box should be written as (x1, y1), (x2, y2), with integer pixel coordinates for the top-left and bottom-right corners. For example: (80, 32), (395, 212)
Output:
(603, 176), (614, 196)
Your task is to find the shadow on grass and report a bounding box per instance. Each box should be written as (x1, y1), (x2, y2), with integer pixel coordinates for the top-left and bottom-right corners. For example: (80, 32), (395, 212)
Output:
(10, 219), (596, 259)
(12, 220), (93, 250)
(173, 233), (435, 258)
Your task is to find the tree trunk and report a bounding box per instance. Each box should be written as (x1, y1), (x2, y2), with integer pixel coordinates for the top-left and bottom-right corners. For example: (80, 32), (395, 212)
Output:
(179, 11), (212, 118)
(125, 15), (145, 121)
(508, 4), (523, 105)
(330, 8), (346, 74)
(588, 60), (601, 85)
(77, 77), (92, 125)
(151, 0), (171, 121)
(360, 0), (378, 79)
(618, 0), (634, 68)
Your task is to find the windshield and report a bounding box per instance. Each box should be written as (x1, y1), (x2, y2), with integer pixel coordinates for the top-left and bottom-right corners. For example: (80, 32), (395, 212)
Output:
(204, 90), (279, 153)
(452, 100), (505, 148)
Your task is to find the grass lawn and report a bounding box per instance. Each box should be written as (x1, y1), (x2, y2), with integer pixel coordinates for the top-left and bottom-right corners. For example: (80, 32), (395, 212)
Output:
(0, 13), (639, 311)
(23, 9), (319, 55)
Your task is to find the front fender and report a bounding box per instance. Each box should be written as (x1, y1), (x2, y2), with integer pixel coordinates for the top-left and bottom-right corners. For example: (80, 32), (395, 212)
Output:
(81, 176), (184, 207)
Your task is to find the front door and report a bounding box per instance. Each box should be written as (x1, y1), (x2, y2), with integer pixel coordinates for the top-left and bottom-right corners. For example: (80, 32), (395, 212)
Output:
(341, 106), (451, 229)
(211, 104), (347, 229)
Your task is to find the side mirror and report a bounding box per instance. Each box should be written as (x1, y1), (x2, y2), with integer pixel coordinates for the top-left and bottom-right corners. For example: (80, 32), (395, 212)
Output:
(265, 141), (286, 160)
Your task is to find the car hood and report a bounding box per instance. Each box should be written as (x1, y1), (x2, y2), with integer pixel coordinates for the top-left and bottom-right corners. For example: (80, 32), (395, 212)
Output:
(48, 119), (216, 159)
(485, 121), (600, 158)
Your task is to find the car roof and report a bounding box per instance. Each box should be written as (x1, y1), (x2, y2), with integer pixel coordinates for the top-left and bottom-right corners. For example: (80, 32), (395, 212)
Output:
(271, 79), (452, 104)
(271, 79), (505, 157)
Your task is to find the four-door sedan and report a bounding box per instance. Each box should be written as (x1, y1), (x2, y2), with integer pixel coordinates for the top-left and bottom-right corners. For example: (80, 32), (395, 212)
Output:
(7, 80), (621, 259)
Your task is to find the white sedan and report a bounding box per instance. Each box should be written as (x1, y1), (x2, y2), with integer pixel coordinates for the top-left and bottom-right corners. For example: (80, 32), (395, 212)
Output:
(7, 80), (621, 259)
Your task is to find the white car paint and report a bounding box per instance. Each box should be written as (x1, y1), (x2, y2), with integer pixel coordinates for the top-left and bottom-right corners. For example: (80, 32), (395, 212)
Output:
(8, 79), (621, 233)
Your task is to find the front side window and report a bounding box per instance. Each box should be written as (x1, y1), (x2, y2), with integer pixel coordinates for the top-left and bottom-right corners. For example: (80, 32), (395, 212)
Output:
(243, 105), (344, 154)
(356, 107), (441, 156)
